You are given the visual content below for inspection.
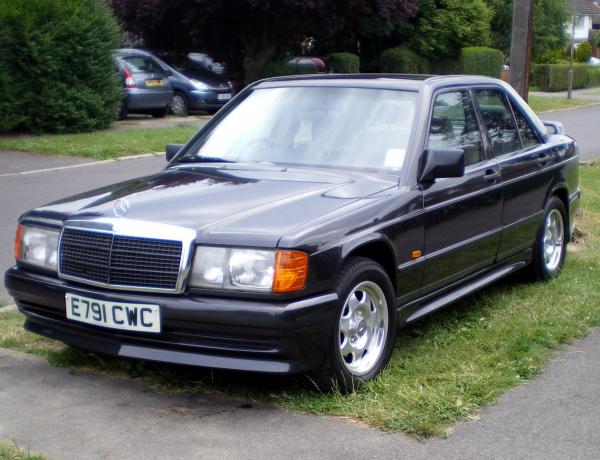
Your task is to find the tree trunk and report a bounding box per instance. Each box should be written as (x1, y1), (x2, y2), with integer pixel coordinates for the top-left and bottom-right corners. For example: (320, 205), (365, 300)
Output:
(241, 25), (277, 84)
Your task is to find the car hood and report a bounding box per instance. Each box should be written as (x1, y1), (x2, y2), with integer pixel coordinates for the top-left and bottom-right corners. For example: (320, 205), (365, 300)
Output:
(29, 163), (398, 247)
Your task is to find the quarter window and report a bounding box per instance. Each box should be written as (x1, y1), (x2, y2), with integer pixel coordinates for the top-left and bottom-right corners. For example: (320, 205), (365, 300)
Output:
(473, 89), (521, 157)
(427, 91), (483, 166)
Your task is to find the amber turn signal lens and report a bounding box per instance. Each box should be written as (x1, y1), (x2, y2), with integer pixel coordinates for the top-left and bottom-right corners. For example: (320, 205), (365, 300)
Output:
(272, 250), (308, 293)
(14, 223), (22, 260)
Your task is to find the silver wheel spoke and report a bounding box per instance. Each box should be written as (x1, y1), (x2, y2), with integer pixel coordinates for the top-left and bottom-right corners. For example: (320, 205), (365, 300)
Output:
(337, 280), (389, 376)
(542, 209), (564, 272)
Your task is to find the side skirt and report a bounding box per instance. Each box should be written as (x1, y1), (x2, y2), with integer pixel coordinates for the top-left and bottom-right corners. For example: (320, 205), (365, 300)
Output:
(398, 254), (530, 325)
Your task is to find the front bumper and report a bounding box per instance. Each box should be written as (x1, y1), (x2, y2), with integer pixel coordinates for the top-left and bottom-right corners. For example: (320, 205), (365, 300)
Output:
(4, 267), (338, 374)
(188, 90), (232, 110)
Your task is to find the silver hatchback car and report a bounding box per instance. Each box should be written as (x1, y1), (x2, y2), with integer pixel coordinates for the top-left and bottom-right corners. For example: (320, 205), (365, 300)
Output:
(113, 49), (174, 119)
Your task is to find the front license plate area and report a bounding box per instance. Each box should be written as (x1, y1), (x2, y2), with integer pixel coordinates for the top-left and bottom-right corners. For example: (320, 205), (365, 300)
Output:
(65, 293), (161, 333)
(217, 93), (232, 100)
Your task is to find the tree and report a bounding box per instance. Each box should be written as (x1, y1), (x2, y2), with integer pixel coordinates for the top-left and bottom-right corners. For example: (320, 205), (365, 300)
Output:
(111, 0), (419, 83)
(409, 0), (492, 60)
(484, 0), (568, 62)
(0, 0), (122, 133)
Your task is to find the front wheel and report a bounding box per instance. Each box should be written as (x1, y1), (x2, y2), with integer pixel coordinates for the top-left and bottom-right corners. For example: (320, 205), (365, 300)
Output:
(529, 196), (567, 280)
(170, 93), (189, 116)
(312, 257), (396, 393)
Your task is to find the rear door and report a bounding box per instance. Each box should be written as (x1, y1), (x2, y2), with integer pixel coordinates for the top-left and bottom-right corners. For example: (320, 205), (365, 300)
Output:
(472, 88), (548, 260)
(421, 89), (503, 295)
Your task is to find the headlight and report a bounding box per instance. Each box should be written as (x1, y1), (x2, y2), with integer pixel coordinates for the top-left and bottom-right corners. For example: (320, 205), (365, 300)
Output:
(189, 246), (308, 293)
(191, 79), (209, 90)
(15, 224), (59, 271)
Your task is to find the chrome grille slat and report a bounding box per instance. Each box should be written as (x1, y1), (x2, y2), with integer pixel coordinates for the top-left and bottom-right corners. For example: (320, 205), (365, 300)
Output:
(59, 228), (183, 290)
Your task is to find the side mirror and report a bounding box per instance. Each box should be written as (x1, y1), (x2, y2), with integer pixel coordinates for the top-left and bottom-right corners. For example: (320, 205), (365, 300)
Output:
(419, 148), (465, 183)
(542, 120), (565, 135)
(165, 143), (183, 162)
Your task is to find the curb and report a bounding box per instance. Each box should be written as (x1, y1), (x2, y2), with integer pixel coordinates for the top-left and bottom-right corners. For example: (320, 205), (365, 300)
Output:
(537, 101), (600, 114)
(0, 152), (163, 178)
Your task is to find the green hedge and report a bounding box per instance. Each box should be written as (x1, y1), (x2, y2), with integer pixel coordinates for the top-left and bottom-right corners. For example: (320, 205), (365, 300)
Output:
(325, 52), (360, 73)
(532, 64), (600, 91)
(0, 0), (122, 134)
(459, 47), (503, 78)
(379, 46), (430, 74)
(260, 61), (316, 78)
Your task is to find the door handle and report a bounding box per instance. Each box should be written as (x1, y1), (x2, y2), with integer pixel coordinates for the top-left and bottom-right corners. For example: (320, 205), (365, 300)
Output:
(537, 152), (549, 166)
(484, 169), (500, 181)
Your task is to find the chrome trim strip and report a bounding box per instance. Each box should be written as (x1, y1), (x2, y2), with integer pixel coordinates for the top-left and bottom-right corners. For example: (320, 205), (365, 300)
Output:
(58, 218), (197, 294)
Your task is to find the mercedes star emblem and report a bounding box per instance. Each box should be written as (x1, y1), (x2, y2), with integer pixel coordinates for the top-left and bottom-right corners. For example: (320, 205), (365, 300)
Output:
(112, 198), (130, 217)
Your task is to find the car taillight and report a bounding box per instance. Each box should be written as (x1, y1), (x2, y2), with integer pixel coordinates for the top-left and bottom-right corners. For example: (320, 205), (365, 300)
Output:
(124, 68), (135, 88)
(14, 223), (22, 260)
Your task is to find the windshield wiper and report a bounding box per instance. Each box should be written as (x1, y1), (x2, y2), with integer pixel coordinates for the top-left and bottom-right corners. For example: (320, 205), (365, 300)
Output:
(177, 155), (236, 164)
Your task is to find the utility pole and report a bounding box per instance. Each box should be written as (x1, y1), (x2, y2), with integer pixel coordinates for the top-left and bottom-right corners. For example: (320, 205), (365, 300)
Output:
(567, 15), (576, 100)
(509, 0), (535, 101)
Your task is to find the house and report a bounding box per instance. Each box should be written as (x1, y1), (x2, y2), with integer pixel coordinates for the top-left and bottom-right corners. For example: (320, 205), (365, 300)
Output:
(565, 0), (600, 44)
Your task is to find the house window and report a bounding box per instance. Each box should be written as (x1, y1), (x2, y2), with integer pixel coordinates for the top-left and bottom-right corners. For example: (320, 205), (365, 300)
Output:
(576, 16), (587, 27)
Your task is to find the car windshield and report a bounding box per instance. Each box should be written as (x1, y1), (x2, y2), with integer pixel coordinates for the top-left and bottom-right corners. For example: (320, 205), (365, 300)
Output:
(178, 86), (417, 171)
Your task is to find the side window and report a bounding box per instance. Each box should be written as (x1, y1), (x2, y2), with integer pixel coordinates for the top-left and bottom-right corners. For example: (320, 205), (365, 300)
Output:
(427, 91), (483, 166)
(473, 89), (521, 157)
(511, 101), (540, 149)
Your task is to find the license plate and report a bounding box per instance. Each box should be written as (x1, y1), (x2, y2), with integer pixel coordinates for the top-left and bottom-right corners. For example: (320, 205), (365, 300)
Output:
(65, 293), (161, 333)
(217, 93), (232, 100)
(145, 79), (163, 87)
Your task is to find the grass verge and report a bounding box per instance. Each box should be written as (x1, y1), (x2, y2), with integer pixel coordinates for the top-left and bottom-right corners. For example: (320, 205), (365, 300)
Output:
(1, 164), (599, 438)
(528, 95), (591, 113)
(0, 125), (197, 160)
(0, 441), (45, 460)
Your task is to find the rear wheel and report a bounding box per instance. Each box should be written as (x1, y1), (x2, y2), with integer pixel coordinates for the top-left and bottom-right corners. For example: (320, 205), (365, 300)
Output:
(529, 196), (567, 280)
(170, 93), (189, 116)
(312, 257), (396, 393)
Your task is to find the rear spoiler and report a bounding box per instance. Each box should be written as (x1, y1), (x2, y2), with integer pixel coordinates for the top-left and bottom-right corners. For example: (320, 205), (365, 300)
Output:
(542, 120), (566, 135)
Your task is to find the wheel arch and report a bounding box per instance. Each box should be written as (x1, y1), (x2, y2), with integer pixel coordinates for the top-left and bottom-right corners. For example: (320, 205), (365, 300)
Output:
(341, 236), (398, 291)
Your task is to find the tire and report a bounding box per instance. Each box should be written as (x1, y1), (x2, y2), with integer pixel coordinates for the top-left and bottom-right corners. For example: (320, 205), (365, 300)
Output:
(311, 257), (397, 393)
(170, 92), (189, 116)
(117, 102), (128, 120)
(150, 107), (168, 118)
(529, 196), (567, 280)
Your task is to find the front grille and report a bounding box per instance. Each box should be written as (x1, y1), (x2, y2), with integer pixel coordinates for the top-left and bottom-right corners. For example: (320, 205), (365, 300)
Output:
(59, 228), (183, 290)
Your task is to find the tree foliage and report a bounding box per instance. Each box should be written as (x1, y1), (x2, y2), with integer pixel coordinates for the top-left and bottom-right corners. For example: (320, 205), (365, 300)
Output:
(409, 0), (492, 59)
(575, 41), (593, 63)
(484, 0), (568, 63)
(111, 0), (419, 83)
(0, 0), (121, 133)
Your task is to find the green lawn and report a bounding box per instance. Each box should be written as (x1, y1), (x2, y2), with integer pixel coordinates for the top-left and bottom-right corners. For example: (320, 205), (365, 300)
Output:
(528, 95), (591, 113)
(0, 125), (197, 160)
(1, 164), (599, 438)
(0, 441), (45, 460)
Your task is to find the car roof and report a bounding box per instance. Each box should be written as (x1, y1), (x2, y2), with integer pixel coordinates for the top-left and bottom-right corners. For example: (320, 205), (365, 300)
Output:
(254, 73), (504, 92)
(113, 48), (154, 58)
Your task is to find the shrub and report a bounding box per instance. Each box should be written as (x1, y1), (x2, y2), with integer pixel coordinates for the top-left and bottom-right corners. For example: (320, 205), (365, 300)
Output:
(0, 0), (122, 134)
(325, 52), (360, 73)
(260, 61), (316, 78)
(574, 41), (593, 63)
(379, 46), (430, 74)
(532, 64), (589, 91)
(459, 47), (503, 78)
(536, 48), (567, 64)
(588, 67), (600, 87)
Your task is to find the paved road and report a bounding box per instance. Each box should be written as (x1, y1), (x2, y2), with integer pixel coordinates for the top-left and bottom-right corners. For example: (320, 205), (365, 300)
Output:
(539, 104), (600, 161)
(2, 326), (600, 459)
(0, 152), (165, 301)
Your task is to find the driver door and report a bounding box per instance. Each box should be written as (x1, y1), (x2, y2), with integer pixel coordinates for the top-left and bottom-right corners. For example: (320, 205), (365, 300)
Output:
(421, 89), (503, 295)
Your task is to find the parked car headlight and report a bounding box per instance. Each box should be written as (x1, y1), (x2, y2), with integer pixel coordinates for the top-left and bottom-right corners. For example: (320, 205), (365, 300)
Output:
(14, 224), (59, 271)
(191, 79), (209, 90)
(189, 246), (308, 293)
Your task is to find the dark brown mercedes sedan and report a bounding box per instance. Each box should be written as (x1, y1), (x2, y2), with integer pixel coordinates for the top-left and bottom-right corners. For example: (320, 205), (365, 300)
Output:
(5, 74), (580, 391)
